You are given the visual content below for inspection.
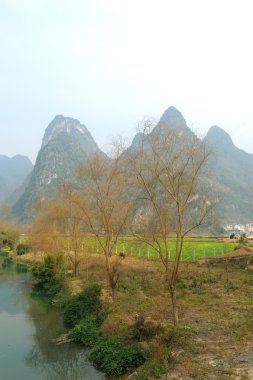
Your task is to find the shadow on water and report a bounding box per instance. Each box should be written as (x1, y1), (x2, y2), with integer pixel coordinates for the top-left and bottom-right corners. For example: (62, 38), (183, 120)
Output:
(0, 259), (105, 380)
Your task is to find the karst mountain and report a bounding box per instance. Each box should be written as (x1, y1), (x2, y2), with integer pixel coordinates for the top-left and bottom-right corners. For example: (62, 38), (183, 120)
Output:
(0, 107), (252, 225)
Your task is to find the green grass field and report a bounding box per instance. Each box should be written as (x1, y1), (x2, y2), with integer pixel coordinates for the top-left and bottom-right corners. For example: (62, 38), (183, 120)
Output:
(68, 236), (238, 261)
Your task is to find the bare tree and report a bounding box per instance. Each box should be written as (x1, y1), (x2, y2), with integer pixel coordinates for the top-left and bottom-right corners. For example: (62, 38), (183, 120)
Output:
(126, 120), (212, 324)
(56, 198), (84, 276)
(64, 150), (133, 302)
(30, 197), (84, 275)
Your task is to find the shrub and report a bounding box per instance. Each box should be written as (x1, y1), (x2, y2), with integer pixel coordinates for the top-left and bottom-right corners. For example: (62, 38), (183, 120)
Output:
(0, 224), (19, 249)
(2, 239), (14, 250)
(16, 243), (30, 255)
(162, 325), (193, 347)
(89, 335), (149, 376)
(63, 296), (87, 326)
(16, 263), (29, 273)
(2, 257), (13, 268)
(146, 355), (170, 377)
(239, 233), (247, 243)
(0, 244), (11, 253)
(69, 314), (102, 347)
(132, 313), (163, 341)
(224, 280), (236, 292)
(63, 284), (103, 326)
(31, 254), (65, 298)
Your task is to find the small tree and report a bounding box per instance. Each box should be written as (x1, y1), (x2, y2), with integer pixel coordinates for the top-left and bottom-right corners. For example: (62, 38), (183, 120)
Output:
(127, 120), (212, 324)
(0, 223), (19, 251)
(29, 199), (66, 257)
(62, 202), (84, 276)
(239, 233), (247, 243)
(30, 196), (84, 275)
(64, 151), (133, 302)
(31, 253), (65, 298)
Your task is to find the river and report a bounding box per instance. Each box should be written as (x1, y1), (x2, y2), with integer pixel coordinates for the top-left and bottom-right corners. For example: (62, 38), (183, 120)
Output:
(0, 265), (105, 380)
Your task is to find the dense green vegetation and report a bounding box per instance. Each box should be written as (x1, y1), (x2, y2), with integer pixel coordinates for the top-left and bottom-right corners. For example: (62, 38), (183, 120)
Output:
(2, 256), (13, 268)
(89, 335), (149, 376)
(60, 286), (149, 375)
(16, 243), (31, 255)
(61, 284), (104, 326)
(69, 314), (102, 347)
(31, 254), (66, 298)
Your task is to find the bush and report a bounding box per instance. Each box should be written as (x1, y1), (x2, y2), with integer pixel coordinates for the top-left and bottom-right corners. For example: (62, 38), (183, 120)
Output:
(69, 314), (102, 347)
(146, 355), (170, 377)
(0, 244), (11, 254)
(2, 257), (13, 268)
(224, 280), (236, 292)
(162, 325), (194, 347)
(2, 239), (14, 250)
(57, 285), (148, 376)
(63, 283), (103, 326)
(239, 233), (247, 243)
(31, 254), (65, 298)
(16, 263), (29, 273)
(16, 243), (30, 255)
(0, 224), (19, 249)
(132, 313), (163, 341)
(89, 335), (149, 376)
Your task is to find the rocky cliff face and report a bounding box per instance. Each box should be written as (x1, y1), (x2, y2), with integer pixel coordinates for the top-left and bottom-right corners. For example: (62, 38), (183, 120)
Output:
(13, 116), (104, 220)
(41, 115), (99, 154)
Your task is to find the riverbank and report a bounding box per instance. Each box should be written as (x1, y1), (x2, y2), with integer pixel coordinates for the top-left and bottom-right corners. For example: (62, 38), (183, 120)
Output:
(15, 250), (253, 379)
(0, 263), (105, 380)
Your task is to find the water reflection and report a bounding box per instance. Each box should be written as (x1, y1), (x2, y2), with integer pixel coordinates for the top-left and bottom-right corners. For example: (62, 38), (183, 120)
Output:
(0, 266), (104, 380)
(26, 342), (101, 380)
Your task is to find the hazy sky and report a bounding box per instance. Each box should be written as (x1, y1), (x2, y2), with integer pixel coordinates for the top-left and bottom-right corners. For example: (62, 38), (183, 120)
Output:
(1, 0), (253, 163)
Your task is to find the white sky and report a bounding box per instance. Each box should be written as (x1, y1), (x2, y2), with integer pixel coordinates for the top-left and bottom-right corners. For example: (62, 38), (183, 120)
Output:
(0, 0), (253, 163)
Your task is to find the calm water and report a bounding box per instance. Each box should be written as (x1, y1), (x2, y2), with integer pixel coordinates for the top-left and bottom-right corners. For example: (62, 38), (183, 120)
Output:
(0, 267), (105, 380)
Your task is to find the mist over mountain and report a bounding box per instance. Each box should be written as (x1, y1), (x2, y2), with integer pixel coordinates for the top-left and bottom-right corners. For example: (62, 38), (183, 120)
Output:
(127, 106), (194, 155)
(205, 125), (253, 224)
(155, 106), (190, 134)
(0, 176), (8, 203)
(1, 107), (252, 225)
(0, 155), (33, 203)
